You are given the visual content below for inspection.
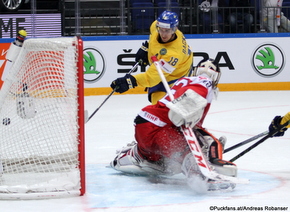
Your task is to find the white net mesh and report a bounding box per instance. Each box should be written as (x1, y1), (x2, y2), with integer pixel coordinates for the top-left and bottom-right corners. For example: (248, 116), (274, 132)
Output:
(0, 36), (84, 199)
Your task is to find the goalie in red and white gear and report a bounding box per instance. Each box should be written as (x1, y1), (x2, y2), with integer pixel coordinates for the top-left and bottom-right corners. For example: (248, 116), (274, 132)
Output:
(110, 59), (237, 192)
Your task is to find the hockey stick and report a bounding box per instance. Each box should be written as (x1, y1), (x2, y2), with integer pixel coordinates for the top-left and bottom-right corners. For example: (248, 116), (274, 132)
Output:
(224, 130), (268, 153)
(229, 120), (290, 162)
(151, 56), (248, 184)
(150, 56), (209, 173)
(86, 61), (140, 123)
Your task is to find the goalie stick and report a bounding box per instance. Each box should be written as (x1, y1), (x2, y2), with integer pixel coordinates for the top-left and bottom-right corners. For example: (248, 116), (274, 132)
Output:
(86, 61), (140, 123)
(151, 56), (248, 184)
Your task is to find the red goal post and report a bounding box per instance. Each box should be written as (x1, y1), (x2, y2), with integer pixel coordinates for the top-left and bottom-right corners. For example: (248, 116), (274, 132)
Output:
(0, 36), (85, 199)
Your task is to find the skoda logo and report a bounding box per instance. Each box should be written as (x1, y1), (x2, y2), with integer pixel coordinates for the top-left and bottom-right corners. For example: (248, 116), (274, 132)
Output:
(83, 47), (106, 83)
(252, 43), (284, 77)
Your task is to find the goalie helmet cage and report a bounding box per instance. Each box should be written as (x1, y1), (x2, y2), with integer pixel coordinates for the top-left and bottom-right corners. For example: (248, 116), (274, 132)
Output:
(0, 36), (85, 199)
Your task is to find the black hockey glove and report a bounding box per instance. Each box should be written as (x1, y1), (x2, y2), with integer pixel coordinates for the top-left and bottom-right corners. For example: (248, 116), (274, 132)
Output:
(268, 116), (288, 137)
(110, 74), (137, 93)
(135, 41), (149, 67)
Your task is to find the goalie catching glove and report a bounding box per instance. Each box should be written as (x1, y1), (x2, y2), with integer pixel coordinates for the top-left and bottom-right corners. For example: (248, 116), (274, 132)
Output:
(110, 74), (137, 93)
(166, 89), (207, 128)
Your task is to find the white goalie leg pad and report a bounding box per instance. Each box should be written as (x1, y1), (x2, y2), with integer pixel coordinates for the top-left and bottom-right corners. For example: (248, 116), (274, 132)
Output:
(181, 153), (201, 178)
(111, 143), (171, 175)
(181, 153), (209, 193)
(182, 153), (237, 193)
(211, 158), (237, 177)
(16, 93), (37, 119)
(110, 143), (144, 174)
(166, 89), (207, 128)
(208, 159), (237, 192)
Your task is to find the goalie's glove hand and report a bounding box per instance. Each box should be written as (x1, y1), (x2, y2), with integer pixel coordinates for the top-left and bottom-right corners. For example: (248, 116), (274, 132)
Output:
(110, 74), (137, 93)
(268, 116), (288, 137)
(166, 90), (207, 128)
(135, 41), (149, 67)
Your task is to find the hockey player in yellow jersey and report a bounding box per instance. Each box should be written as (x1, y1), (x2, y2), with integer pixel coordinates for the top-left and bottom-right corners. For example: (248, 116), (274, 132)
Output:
(111, 10), (193, 104)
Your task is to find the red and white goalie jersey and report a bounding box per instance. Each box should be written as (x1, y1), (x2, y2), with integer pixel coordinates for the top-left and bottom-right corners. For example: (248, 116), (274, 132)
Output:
(138, 75), (215, 129)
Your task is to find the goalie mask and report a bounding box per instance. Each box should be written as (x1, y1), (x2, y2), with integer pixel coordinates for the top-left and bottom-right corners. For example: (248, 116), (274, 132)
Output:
(193, 58), (221, 88)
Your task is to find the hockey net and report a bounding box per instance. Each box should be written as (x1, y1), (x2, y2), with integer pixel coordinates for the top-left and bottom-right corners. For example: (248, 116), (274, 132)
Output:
(0, 36), (85, 199)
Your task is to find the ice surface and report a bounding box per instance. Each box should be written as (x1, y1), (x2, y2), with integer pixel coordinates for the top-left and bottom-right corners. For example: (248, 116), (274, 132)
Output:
(1, 90), (290, 212)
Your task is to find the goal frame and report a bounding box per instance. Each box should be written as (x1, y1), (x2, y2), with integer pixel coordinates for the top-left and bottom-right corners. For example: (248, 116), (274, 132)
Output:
(76, 36), (86, 196)
(0, 36), (85, 199)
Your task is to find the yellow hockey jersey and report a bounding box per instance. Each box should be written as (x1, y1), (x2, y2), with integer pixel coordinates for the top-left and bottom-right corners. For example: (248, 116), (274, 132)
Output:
(134, 20), (193, 91)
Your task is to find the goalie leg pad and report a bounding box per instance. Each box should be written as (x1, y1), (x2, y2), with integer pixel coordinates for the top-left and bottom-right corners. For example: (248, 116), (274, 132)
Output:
(211, 158), (237, 177)
(110, 142), (173, 175)
(181, 153), (204, 179)
(181, 153), (237, 193)
(110, 142), (143, 174)
(181, 153), (209, 193)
